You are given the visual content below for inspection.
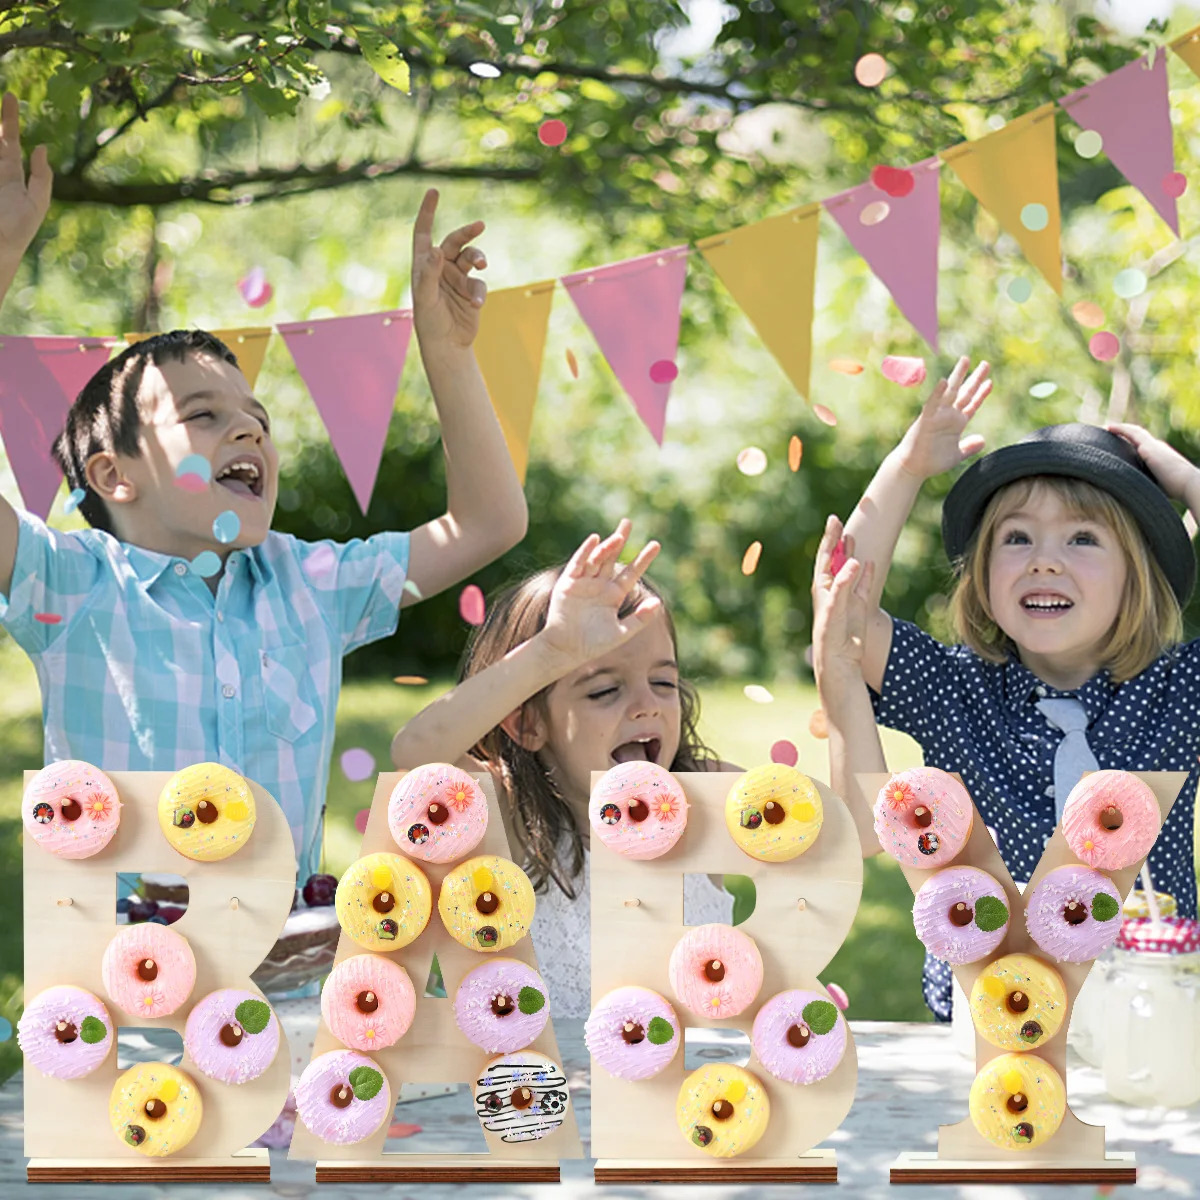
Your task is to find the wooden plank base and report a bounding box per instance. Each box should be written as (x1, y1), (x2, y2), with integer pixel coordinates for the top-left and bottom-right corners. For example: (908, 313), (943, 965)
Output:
(316, 1157), (560, 1183)
(27, 1148), (271, 1183)
(594, 1150), (837, 1183)
(890, 1150), (1136, 1185)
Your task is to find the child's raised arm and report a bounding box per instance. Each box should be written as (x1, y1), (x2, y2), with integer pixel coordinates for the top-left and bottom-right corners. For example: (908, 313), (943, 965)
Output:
(1106, 422), (1200, 530)
(391, 520), (661, 769)
(841, 356), (991, 692)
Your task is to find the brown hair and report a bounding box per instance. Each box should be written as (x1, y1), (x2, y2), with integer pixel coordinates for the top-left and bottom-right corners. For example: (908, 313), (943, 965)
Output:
(949, 475), (1182, 681)
(460, 566), (715, 897)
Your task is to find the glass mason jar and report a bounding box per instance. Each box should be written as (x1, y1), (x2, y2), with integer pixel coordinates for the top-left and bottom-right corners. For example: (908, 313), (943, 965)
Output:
(1067, 946), (1115, 1068)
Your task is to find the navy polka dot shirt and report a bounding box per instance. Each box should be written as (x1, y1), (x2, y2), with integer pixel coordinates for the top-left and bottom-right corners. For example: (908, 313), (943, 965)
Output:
(871, 618), (1200, 1021)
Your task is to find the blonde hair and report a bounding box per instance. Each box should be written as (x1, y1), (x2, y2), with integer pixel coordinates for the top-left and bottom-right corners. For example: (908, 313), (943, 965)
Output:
(949, 475), (1182, 682)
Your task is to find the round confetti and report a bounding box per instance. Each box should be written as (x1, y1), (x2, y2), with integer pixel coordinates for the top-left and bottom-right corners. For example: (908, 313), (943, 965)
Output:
(1071, 301), (1106, 328)
(1029, 381), (1058, 399)
(854, 53), (888, 87)
(736, 447), (768, 476)
(770, 739), (799, 767)
(33, 612), (61, 625)
(0, 1016), (11, 1042)
(565, 348), (579, 378)
(744, 685), (774, 704)
(177, 454), (212, 483)
(403, 579), (423, 600)
(190, 551), (222, 578)
(859, 200), (890, 226)
(212, 510), (241, 544)
(826, 983), (850, 1011)
(1006, 277), (1033, 304)
(812, 404), (838, 427)
(1113, 268), (1147, 299)
(829, 359), (864, 375)
(175, 474), (208, 494)
(63, 487), (86, 515)
(459, 584), (486, 626)
(1020, 203), (1049, 232)
(354, 808), (371, 834)
(788, 436), (803, 472)
(880, 356), (927, 387)
(392, 675), (429, 686)
(341, 748), (376, 783)
(468, 62), (502, 78)
(1074, 129), (1103, 159)
(538, 119), (568, 147)
(1089, 331), (1120, 362)
(741, 541), (762, 576)
(1163, 171), (1188, 199)
(238, 267), (272, 308)
(649, 359), (678, 384)
(808, 708), (829, 739)
(870, 165), (915, 198)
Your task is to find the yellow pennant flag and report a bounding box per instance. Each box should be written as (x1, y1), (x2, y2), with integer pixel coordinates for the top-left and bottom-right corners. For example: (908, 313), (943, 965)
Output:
(473, 281), (555, 483)
(1171, 25), (1200, 80)
(942, 104), (1062, 295)
(696, 204), (820, 401)
(122, 327), (273, 389)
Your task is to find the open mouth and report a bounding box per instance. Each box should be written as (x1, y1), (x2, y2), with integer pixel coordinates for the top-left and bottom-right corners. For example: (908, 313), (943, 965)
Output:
(214, 460), (264, 499)
(611, 737), (661, 765)
(1021, 594), (1073, 615)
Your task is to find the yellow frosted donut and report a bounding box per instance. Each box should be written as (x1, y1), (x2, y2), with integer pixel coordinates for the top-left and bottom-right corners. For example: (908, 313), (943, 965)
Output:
(969, 953), (1067, 1051)
(335, 852), (432, 951)
(969, 1053), (1065, 1151)
(109, 1062), (203, 1156)
(676, 1064), (769, 1158)
(725, 764), (823, 862)
(438, 855), (535, 953)
(157, 763), (256, 862)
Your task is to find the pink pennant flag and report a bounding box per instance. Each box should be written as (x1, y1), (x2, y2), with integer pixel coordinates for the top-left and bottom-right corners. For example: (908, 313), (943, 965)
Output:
(0, 336), (115, 518)
(823, 158), (942, 349)
(278, 311), (413, 515)
(1061, 52), (1179, 235)
(561, 246), (689, 444)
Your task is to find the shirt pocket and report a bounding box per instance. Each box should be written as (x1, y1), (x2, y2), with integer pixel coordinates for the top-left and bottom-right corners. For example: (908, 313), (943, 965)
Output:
(260, 640), (319, 743)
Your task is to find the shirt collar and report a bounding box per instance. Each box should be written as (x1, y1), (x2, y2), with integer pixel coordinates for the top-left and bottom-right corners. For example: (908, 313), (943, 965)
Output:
(1002, 654), (1117, 722)
(122, 542), (271, 590)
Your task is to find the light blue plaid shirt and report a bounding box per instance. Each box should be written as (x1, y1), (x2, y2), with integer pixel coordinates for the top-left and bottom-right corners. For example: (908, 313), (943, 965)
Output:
(1, 509), (410, 888)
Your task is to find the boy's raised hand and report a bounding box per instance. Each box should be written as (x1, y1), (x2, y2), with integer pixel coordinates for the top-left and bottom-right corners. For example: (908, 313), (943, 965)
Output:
(411, 187), (487, 349)
(896, 356), (992, 481)
(0, 94), (52, 267)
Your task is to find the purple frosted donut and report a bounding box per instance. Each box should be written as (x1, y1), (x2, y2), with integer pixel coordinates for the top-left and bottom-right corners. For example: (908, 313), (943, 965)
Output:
(874, 768), (973, 869)
(1061, 770), (1161, 871)
(184, 989), (280, 1084)
(454, 958), (549, 1054)
(322, 955), (417, 1052)
(101, 924), (196, 1018)
(295, 1049), (391, 1145)
(387, 763), (488, 864)
(668, 924), (763, 1018)
(912, 867), (1011, 964)
(585, 986), (680, 1081)
(751, 989), (847, 1085)
(589, 762), (688, 860)
(18, 985), (113, 1080)
(1024, 865), (1122, 963)
(22, 760), (121, 859)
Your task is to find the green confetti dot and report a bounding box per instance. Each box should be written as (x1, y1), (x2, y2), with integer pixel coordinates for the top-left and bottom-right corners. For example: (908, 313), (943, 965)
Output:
(1113, 268), (1147, 299)
(1007, 277), (1033, 304)
(1074, 129), (1103, 159)
(1020, 203), (1049, 232)
(1029, 381), (1058, 399)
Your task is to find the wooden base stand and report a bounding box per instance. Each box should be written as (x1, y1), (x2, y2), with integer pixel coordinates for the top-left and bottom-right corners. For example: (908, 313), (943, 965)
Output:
(890, 1149), (1136, 1185)
(315, 1155), (559, 1183)
(27, 1146), (271, 1183)
(595, 1149), (837, 1183)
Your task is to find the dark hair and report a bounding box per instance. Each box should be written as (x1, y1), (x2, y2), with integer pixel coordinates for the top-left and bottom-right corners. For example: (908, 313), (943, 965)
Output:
(51, 329), (238, 534)
(459, 565), (715, 899)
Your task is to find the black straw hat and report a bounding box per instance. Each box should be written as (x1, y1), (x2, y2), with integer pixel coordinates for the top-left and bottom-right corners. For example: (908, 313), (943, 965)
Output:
(942, 423), (1195, 605)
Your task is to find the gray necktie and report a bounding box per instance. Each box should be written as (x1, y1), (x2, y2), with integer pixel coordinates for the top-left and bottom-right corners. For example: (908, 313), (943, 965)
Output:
(1036, 697), (1099, 820)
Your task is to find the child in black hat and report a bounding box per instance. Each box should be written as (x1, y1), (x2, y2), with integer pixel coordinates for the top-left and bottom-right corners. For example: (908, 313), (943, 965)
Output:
(813, 356), (1200, 1021)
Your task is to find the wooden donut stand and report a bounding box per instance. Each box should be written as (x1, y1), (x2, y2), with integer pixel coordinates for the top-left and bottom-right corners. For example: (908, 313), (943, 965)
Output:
(862, 770), (1185, 1186)
(287, 770), (583, 1183)
(23, 769), (297, 1183)
(589, 771), (863, 1183)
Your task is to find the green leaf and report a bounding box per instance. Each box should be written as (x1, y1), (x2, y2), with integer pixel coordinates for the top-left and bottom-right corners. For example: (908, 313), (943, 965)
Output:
(79, 1015), (107, 1044)
(802, 999), (838, 1036)
(973, 895), (1010, 933)
(349, 1065), (384, 1101)
(646, 1016), (675, 1045)
(517, 986), (545, 1015)
(235, 999), (272, 1035)
(355, 28), (412, 94)
(1091, 893), (1119, 922)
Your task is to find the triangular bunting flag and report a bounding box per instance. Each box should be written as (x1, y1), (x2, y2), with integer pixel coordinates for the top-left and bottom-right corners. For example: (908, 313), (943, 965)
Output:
(124, 327), (272, 388)
(560, 246), (688, 444)
(823, 158), (942, 350)
(0, 336), (114, 518)
(278, 311), (413, 515)
(942, 104), (1063, 294)
(474, 281), (554, 482)
(697, 205), (820, 401)
(1061, 52), (1179, 236)
(1170, 25), (1200, 81)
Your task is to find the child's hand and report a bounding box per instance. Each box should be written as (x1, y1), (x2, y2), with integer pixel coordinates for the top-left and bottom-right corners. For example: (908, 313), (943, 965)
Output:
(895, 356), (991, 481)
(0, 94), (53, 265)
(811, 515), (873, 689)
(1107, 422), (1200, 509)
(411, 188), (487, 349)
(540, 520), (662, 668)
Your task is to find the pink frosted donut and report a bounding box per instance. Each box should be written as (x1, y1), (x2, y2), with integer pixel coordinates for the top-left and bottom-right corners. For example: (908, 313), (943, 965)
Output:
(184, 989), (280, 1084)
(589, 762), (688, 860)
(295, 1049), (391, 1145)
(101, 924), (196, 1018)
(454, 958), (549, 1054)
(388, 763), (488, 864)
(18, 985), (113, 1080)
(321, 955), (416, 1052)
(752, 989), (847, 1085)
(1025, 865), (1122, 963)
(913, 867), (1011, 964)
(668, 924), (763, 1018)
(874, 768), (974, 868)
(22, 760), (121, 859)
(1061, 770), (1161, 870)
(585, 986), (680, 1081)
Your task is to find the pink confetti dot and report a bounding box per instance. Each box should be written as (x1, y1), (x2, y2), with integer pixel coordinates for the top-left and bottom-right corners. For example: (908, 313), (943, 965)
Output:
(238, 267), (273, 307)
(812, 404), (838, 427)
(459, 584), (486, 626)
(1089, 331), (1120, 362)
(770, 740), (799, 767)
(649, 359), (678, 384)
(881, 355), (927, 387)
(827, 982), (850, 1010)
(854, 53), (888, 87)
(354, 808), (371, 834)
(340, 748), (376, 783)
(538, 119), (567, 147)
(870, 164), (915, 198)
(1164, 171), (1188, 199)
(174, 473), (208, 493)
(33, 612), (61, 625)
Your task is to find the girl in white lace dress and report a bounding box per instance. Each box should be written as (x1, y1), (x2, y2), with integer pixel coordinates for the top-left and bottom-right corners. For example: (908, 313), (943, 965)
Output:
(391, 520), (738, 1018)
